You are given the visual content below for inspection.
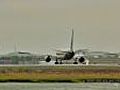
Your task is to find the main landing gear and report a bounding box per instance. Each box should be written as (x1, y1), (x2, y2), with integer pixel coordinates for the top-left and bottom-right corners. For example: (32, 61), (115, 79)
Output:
(55, 59), (63, 64)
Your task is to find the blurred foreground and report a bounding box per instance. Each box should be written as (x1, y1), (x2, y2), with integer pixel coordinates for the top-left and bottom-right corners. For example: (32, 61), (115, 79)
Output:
(0, 83), (120, 90)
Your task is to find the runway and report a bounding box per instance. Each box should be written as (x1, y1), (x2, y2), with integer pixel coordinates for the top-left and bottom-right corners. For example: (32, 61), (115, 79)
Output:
(0, 63), (119, 68)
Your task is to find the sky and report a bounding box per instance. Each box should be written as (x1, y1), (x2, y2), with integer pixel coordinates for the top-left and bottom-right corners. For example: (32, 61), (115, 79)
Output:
(0, 0), (120, 54)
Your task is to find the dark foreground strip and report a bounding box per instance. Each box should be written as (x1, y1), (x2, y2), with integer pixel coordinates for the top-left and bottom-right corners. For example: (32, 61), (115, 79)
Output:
(81, 79), (120, 83)
(0, 80), (73, 83)
(0, 79), (120, 83)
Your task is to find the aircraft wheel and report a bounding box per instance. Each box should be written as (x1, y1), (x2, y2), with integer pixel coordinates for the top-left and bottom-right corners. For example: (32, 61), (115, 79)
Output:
(60, 61), (63, 64)
(55, 61), (59, 64)
(73, 62), (78, 64)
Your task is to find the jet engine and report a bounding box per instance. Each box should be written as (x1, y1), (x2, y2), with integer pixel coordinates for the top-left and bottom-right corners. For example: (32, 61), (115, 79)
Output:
(76, 56), (89, 65)
(45, 55), (51, 62)
(78, 57), (85, 63)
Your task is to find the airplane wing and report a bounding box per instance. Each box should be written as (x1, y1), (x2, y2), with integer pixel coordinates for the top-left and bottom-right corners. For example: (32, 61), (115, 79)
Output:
(54, 49), (69, 53)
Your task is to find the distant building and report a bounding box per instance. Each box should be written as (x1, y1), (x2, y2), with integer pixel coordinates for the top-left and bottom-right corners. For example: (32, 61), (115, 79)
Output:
(76, 49), (119, 59)
(0, 51), (41, 64)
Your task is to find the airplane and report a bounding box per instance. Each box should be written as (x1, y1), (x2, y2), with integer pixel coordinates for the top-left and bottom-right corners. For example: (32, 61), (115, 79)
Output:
(45, 29), (89, 65)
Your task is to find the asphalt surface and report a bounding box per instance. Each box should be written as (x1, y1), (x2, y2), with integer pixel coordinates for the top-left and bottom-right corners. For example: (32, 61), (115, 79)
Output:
(0, 64), (119, 67)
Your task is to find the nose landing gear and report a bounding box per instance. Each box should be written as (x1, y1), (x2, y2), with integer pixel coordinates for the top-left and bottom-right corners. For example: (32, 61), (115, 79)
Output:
(73, 59), (78, 64)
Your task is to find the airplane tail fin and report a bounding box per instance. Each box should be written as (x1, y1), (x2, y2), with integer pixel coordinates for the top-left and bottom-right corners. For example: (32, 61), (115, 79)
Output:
(70, 29), (74, 51)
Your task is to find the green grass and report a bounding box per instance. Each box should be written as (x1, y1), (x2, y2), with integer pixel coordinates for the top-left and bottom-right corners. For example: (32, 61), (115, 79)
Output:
(0, 65), (120, 82)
